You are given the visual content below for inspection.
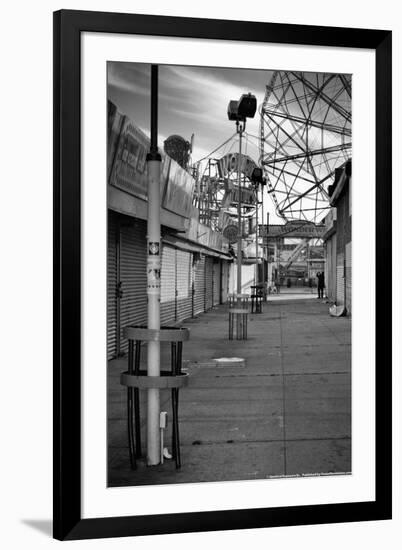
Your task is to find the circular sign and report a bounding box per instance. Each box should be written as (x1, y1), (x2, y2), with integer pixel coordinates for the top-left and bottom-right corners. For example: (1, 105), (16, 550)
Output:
(223, 224), (238, 243)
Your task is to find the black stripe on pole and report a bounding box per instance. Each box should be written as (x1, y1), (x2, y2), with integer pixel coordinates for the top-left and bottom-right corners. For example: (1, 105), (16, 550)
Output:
(147, 64), (162, 161)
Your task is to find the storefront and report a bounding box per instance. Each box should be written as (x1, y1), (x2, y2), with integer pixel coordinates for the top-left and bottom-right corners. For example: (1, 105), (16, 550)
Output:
(323, 160), (352, 313)
(193, 254), (206, 316)
(107, 211), (232, 359)
(107, 212), (148, 358)
(323, 215), (337, 302)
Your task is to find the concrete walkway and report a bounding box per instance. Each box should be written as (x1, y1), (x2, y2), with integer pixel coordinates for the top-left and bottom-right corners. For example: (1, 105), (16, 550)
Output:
(108, 298), (351, 486)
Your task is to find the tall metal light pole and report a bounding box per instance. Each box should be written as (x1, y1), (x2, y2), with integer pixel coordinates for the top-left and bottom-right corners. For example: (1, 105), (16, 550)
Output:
(227, 93), (257, 301)
(146, 65), (161, 465)
(261, 184), (265, 297)
(254, 184), (259, 286)
(250, 169), (264, 289)
(260, 178), (267, 298)
(236, 120), (244, 297)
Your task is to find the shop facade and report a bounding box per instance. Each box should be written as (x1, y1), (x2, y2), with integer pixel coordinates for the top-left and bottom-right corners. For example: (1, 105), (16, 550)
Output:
(323, 160), (352, 313)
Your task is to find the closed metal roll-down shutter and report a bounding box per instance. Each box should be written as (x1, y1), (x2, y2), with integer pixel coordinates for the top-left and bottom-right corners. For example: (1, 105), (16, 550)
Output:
(336, 251), (345, 307)
(213, 259), (221, 305)
(160, 245), (176, 326)
(107, 210), (117, 360)
(325, 236), (337, 303)
(193, 255), (205, 316)
(345, 242), (352, 314)
(221, 261), (230, 303)
(119, 219), (148, 355)
(331, 235), (337, 302)
(176, 249), (193, 321)
(205, 257), (214, 310)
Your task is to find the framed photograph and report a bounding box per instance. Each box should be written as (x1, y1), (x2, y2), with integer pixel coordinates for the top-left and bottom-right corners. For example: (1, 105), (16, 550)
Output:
(53, 9), (392, 541)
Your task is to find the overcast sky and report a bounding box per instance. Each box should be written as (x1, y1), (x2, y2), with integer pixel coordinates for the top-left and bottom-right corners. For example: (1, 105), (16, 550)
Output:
(107, 62), (274, 164)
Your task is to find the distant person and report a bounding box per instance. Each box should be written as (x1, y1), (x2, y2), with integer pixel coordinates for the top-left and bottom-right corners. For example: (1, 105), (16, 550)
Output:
(269, 281), (277, 294)
(316, 272), (325, 299)
(275, 276), (281, 294)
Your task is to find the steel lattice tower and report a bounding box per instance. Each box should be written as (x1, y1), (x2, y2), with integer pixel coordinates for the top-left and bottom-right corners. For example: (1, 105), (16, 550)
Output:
(259, 71), (351, 223)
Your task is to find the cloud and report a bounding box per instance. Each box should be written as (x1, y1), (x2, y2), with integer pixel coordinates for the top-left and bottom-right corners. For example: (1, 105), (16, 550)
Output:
(108, 61), (270, 170)
(162, 65), (265, 118)
(107, 62), (149, 96)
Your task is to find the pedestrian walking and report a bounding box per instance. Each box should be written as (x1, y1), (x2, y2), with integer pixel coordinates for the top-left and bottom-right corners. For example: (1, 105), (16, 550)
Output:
(316, 271), (325, 299)
(275, 276), (281, 294)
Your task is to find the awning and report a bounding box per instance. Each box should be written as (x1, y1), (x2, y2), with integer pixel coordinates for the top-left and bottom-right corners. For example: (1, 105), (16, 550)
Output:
(162, 234), (233, 261)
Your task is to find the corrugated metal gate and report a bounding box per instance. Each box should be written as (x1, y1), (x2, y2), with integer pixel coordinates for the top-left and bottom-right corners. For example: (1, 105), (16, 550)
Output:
(107, 211), (117, 360)
(118, 218), (147, 355)
(336, 251), (345, 307)
(221, 261), (230, 303)
(193, 255), (205, 316)
(213, 259), (221, 305)
(176, 249), (193, 321)
(160, 245), (176, 326)
(330, 235), (337, 302)
(108, 218), (231, 358)
(160, 245), (194, 324)
(325, 235), (337, 302)
(345, 242), (352, 314)
(205, 257), (214, 310)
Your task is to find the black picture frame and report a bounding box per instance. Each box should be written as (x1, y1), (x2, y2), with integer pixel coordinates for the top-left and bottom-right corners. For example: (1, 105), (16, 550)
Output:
(53, 9), (392, 541)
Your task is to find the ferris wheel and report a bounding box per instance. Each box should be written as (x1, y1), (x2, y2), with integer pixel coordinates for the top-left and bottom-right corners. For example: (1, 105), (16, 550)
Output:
(259, 71), (351, 223)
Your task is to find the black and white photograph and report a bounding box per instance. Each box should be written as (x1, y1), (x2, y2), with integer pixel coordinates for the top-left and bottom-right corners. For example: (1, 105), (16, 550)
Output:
(0, 0), (397, 546)
(107, 63), (352, 487)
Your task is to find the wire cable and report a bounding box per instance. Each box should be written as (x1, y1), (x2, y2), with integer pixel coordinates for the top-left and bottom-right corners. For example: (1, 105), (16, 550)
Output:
(193, 132), (238, 164)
